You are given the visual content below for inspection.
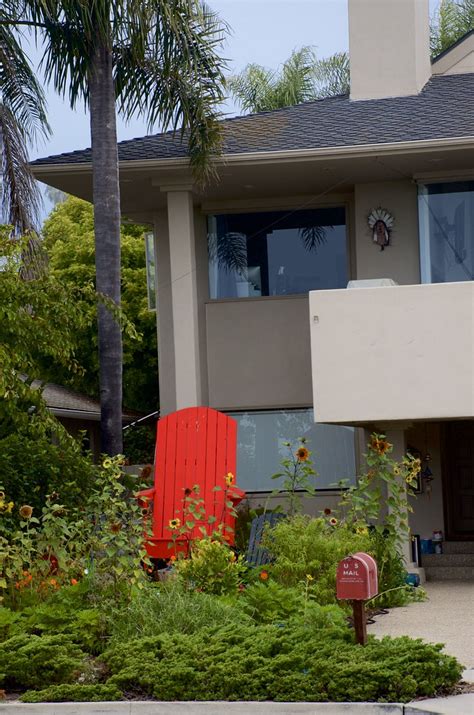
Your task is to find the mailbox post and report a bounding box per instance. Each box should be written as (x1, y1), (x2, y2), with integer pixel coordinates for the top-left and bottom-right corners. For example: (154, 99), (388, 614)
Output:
(336, 552), (378, 645)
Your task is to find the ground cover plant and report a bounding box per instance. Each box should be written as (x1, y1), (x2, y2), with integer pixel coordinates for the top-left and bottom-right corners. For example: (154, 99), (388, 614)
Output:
(0, 436), (463, 703)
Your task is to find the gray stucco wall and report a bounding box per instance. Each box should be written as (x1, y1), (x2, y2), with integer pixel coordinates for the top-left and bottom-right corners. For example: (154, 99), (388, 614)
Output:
(206, 295), (312, 411)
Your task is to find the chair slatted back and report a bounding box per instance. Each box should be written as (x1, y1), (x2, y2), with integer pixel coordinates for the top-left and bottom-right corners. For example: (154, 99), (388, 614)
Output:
(143, 407), (244, 559)
(246, 512), (286, 566)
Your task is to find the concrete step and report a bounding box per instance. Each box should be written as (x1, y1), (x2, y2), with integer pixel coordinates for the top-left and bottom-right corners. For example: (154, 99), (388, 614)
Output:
(422, 553), (474, 566)
(425, 565), (474, 581)
(443, 541), (474, 554)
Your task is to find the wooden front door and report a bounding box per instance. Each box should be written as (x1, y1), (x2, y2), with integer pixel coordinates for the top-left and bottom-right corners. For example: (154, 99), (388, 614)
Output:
(442, 421), (474, 540)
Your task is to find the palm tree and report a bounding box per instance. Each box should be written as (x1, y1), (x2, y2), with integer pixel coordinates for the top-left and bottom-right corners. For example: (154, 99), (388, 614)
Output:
(0, 0), (227, 455)
(227, 46), (349, 114)
(0, 23), (49, 234)
(431, 0), (474, 57)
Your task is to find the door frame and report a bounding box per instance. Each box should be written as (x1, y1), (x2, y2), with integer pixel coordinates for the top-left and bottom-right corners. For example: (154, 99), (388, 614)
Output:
(441, 422), (474, 541)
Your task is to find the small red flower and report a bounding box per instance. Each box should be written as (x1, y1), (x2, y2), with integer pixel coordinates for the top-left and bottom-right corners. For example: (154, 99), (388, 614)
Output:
(259, 570), (269, 581)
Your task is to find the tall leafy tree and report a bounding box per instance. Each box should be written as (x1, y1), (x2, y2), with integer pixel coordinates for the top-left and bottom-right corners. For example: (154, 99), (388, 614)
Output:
(42, 196), (158, 414)
(0, 24), (49, 234)
(0, 226), (97, 514)
(431, 0), (474, 56)
(228, 47), (350, 113)
(0, 0), (226, 455)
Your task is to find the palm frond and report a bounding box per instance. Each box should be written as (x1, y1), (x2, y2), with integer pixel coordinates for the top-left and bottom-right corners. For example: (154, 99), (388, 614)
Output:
(228, 46), (349, 114)
(276, 46), (317, 107)
(313, 52), (350, 99)
(299, 225), (328, 253)
(3, 0), (227, 184)
(227, 65), (276, 113)
(113, 0), (227, 183)
(208, 231), (248, 273)
(0, 20), (50, 145)
(0, 102), (42, 233)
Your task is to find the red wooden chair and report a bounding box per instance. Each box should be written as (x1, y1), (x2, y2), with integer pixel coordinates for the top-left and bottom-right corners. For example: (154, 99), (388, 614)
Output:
(137, 407), (245, 559)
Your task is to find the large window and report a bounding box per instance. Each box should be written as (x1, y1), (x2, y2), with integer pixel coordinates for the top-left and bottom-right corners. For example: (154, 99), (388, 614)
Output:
(208, 207), (347, 299)
(229, 409), (357, 492)
(419, 182), (474, 284)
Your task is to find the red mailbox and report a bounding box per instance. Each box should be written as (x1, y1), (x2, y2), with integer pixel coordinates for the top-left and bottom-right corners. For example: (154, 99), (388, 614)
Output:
(336, 552), (378, 601)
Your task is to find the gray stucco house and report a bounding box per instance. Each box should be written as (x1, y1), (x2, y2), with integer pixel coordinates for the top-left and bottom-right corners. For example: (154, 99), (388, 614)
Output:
(32, 0), (474, 578)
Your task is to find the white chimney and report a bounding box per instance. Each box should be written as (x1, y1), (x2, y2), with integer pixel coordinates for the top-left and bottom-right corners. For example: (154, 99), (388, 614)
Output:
(349, 0), (431, 101)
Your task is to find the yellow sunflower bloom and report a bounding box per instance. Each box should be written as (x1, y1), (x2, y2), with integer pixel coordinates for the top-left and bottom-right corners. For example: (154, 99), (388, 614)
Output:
(225, 472), (235, 487)
(296, 447), (309, 462)
(168, 518), (181, 530)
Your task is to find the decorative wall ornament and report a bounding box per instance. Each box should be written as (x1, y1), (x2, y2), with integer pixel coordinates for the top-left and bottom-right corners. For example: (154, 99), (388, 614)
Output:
(367, 207), (394, 251)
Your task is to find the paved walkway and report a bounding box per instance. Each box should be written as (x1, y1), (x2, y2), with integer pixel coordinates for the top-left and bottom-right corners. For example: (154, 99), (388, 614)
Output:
(367, 581), (474, 668)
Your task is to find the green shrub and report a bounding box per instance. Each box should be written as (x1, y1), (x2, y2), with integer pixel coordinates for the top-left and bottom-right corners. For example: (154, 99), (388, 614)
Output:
(0, 634), (87, 689)
(0, 607), (22, 642)
(102, 624), (462, 702)
(0, 432), (97, 528)
(18, 602), (105, 653)
(109, 581), (250, 644)
(240, 581), (304, 623)
(240, 581), (348, 631)
(264, 515), (371, 604)
(367, 529), (416, 608)
(174, 538), (246, 595)
(0, 582), (109, 652)
(21, 683), (122, 702)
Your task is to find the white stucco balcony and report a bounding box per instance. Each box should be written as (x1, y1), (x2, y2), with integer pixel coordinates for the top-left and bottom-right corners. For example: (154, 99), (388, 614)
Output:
(309, 281), (474, 425)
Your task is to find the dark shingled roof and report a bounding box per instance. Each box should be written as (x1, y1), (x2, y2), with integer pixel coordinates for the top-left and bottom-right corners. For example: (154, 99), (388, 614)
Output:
(31, 381), (138, 421)
(32, 73), (474, 168)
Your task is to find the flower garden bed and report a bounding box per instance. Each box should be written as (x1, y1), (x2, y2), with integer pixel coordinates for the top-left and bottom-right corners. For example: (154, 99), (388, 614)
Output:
(0, 439), (465, 704)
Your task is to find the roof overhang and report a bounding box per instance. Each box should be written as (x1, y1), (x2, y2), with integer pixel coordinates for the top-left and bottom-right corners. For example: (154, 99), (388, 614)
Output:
(32, 135), (474, 221)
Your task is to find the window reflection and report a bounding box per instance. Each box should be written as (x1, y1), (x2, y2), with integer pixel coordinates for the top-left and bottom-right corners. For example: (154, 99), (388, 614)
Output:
(229, 409), (357, 492)
(419, 182), (474, 284)
(208, 207), (347, 299)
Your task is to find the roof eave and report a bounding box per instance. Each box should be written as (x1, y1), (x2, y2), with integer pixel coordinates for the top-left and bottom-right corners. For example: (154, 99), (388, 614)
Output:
(31, 135), (474, 178)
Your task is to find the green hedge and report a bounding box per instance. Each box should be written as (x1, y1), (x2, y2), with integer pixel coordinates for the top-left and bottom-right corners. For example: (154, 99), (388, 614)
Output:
(103, 624), (462, 703)
(0, 634), (87, 689)
(21, 684), (122, 702)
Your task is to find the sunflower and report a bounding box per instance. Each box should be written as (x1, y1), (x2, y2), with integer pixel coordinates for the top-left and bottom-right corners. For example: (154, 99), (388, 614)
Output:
(184, 487), (192, 497)
(306, 574), (314, 581)
(225, 472), (235, 486)
(110, 522), (122, 533)
(329, 517), (338, 526)
(323, 508), (332, 516)
(168, 518), (181, 530)
(370, 436), (391, 456)
(296, 447), (309, 462)
(19, 505), (33, 520)
(102, 457), (113, 469)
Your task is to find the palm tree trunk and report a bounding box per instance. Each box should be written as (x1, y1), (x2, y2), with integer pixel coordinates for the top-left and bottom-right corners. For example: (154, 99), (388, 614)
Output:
(89, 44), (123, 456)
